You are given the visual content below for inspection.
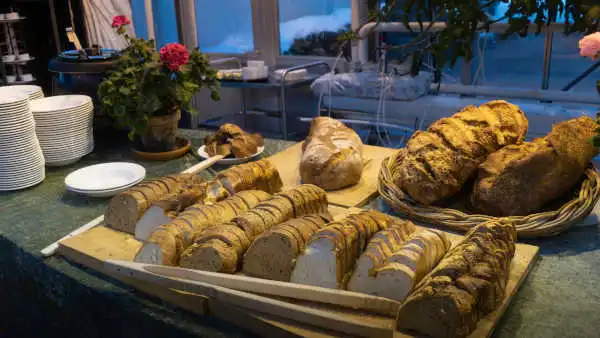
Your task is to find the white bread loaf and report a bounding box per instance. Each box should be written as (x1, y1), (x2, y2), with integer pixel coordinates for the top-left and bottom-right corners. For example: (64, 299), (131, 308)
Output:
(300, 117), (363, 190)
(350, 230), (450, 302)
(290, 210), (402, 289)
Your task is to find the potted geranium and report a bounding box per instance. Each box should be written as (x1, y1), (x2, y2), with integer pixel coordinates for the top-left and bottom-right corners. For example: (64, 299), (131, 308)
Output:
(98, 15), (220, 154)
(578, 32), (600, 146)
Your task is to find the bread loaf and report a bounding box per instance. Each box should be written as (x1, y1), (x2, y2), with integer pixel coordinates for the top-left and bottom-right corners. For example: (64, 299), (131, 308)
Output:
(396, 221), (516, 338)
(134, 190), (271, 266)
(242, 214), (332, 281)
(300, 117), (364, 190)
(348, 229), (450, 302)
(180, 184), (330, 272)
(290, 210), (404, 289)
(471, 116), (598, 216)
(392, 100), (528, 205)
(105, 174), (203, 234)
(135, 159), (283, 240)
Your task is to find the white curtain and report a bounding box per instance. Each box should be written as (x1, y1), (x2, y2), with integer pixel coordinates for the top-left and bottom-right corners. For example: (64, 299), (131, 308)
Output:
(81, 0), (136, 50)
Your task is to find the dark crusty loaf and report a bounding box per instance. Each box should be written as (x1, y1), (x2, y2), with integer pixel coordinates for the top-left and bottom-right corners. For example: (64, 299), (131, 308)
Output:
(471, 116), (598, 216)
(105, 174), (203, 234)
(134, 190), (271, 266)
(179, 184), (330, 273)
(396, 221), (516, 338)
(300, 117), (364, 190)
(242, 214), (332, 281)
(392, 100), (528, 205)
(134, 159), (284, 241)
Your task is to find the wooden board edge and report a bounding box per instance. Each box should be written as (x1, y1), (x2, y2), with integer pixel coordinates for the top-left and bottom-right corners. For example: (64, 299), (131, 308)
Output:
(57, 242), (210, 316)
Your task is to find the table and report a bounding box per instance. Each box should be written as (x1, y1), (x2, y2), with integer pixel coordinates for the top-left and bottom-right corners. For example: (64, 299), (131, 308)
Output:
(1, 129), (600, 337)
(215, 59), (330, 140)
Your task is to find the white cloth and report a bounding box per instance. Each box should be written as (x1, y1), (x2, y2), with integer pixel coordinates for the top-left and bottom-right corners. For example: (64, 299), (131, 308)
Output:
(81, 0), (136, 50)
(311, 71), (433, 101)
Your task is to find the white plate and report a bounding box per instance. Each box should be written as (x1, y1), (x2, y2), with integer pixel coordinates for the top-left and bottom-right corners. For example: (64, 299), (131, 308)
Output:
(197, 145), (265, 165)
(30, 95), (91, 113)
(33, 108), (94, 120)
(68, 177), (145, 197)
(0, 85), (42, 97)
(0, 93), (28, 106)
(65, 162), (146, 191)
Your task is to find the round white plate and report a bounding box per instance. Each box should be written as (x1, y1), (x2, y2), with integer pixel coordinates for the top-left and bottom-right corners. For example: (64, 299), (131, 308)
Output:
(30, 95), (92, 113)
(67, 177), (145, 197)
(0, 94), (28, 106)
(0, 85), (42, 97)
(65, 162), (146, 191)
(197, 145), (265, 165)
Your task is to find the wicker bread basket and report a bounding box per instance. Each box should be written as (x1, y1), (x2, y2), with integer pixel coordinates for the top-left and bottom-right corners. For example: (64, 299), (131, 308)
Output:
(378, 151), (600, 238)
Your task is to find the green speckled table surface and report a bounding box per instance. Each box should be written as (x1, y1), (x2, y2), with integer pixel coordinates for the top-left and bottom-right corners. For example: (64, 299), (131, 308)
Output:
(1, 129), (599, 337)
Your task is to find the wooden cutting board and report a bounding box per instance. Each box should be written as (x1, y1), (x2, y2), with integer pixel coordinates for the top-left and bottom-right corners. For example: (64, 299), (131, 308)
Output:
(266, 143), (397, 208)
(57, 206), (539, 337)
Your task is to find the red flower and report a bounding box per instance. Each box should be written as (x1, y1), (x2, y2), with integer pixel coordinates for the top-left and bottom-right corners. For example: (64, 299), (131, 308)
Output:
(112, 15), (131, 28)
(160, 43), (189, 72)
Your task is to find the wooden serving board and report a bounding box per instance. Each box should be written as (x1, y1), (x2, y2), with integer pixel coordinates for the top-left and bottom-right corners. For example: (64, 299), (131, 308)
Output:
(57, 207), (539, 337)
(267, 143), (397, 208)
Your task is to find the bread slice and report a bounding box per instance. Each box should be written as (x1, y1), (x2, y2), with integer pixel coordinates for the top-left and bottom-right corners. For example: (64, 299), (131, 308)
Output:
(181, 185), (330, 273)
(290, 210), (401, 289)
(242, 215), (330, 281)
(352, 230), (450, 302)
(180, 239), (239, 273)
(106, 174), (199, 234)
(134, 190), (270, 266)
(346, 222), (417, 294)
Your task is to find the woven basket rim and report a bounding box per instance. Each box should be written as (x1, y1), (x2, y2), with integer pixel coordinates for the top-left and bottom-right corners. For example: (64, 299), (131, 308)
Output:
(378, 152), (600, 238)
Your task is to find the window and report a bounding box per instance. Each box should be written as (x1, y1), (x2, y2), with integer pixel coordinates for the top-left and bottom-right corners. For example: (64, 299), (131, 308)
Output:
(194, 0), (254, 54)
(550, 33), (600, 93)
(152, 0), (179, 48)
(130, 0), (179, 48)
(278, 0), (351, 57)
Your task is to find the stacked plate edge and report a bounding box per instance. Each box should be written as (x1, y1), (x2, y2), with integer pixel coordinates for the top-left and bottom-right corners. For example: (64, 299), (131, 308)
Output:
(30, 95), (94, 167)
(0, 85), (44, 100)
(0, 89), (45, 191)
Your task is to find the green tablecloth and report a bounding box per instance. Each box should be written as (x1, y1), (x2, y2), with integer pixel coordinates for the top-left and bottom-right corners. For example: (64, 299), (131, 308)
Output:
(1, 129), (599, 337)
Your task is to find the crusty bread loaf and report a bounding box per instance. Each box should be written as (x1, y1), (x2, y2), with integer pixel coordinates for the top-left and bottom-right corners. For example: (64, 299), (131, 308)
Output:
(471, 116), (598, 216)
(105, 174), (203, 234)
(392, 100), (528, 205)
(180, 184), (330, 272)
(242, 214), (332, 281)
(290, 210), (404, 289)
(134, 190), (271, 266)
(135, 159), (284, 240)
(348, 229), (450, 302)
(300, 117), (364, 190)
(396, 222), (516, 338)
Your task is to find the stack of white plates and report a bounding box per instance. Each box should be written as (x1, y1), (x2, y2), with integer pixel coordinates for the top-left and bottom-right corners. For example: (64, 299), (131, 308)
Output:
(65, 162), (146, 197)
(0, 85), (44, 100)
(30, 95), (94, 167)
(0, 91), (45, 191)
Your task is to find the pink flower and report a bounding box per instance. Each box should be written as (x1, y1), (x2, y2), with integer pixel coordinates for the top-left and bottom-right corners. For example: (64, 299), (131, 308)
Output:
(160, 43), (189, 72)
(112, 15), (131, 28)
(579, 32), (600, 60)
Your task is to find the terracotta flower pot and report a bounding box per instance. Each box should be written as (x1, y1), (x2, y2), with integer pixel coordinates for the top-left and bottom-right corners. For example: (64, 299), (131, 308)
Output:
(138, 109), (181, 152)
